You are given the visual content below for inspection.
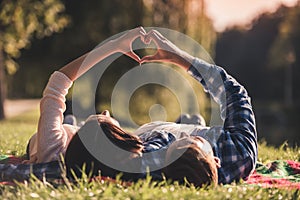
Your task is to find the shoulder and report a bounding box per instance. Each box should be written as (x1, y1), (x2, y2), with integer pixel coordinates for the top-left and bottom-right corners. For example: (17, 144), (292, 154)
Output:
(142, 130), (176, 153)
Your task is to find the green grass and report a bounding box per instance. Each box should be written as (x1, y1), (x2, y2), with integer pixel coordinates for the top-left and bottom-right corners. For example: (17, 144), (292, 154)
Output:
(0, 110), (299, 200)
(0, 109), (39, 157)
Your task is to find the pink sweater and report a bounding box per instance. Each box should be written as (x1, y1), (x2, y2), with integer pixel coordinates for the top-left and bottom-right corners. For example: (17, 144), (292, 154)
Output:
(26, 71), (79, 163)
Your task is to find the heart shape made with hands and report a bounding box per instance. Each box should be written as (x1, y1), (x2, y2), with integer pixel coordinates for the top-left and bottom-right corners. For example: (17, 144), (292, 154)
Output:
(130, 35), (158, 64)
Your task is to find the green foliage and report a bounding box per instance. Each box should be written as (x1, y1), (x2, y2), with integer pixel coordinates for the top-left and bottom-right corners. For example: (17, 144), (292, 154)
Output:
(0, 0), (69, 74)
(143, 0), (216, 55)
(215, 3), (300, 146)
(267, 3), (299, 69)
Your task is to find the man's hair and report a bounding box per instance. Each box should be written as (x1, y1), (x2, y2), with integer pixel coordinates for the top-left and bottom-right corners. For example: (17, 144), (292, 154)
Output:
(65, 119), (143, 181)
(162, 143), (218, 187)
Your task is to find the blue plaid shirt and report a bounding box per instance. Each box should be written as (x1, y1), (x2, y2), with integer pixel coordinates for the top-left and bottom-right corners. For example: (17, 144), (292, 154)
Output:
(139, 58), (257, 184)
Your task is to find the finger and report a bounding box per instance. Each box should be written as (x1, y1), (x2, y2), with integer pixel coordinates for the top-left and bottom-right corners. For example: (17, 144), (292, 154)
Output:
(140, 54), (160, 64)
(127, 27), (146, 42)
(130, 31), (142, 42)
(140, 31), (148, 44)
(125, 51), (141, 62)
(140, 55), (152, 64)
(140, 33), (150, 44)
(139, 27), (152, 45)
(138, 26), (147, 35)
(144, 34), (158, 48)
(141, 35), (152, 45)
(133, 26), (147, 40)
(146, 29), (165, 41)
(144, 30), (164, 48)
(101, 110), (110, 117)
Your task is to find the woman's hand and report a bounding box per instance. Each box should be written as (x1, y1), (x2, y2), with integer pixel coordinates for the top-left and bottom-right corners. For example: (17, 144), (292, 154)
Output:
(111, 26), (147, 62)
(140, 30), (194, 70)
(59, 27), (146, 81)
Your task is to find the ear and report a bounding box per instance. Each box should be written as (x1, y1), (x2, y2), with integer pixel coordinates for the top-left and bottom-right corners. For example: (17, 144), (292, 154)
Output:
(214, 157), (221, 168)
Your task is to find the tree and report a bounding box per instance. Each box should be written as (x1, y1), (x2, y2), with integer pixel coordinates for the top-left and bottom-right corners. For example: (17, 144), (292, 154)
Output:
(7, 0), (216, 125)
(267, 3), (300, 106)
(131, 0), (216, 123)
(215, 3), (300, 146)
(0, 0), (69, 119)
(143, 0), (215, 54)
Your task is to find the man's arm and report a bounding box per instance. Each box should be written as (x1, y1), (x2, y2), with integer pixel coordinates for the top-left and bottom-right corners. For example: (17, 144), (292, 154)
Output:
(141, 29), (257, 183)
(188, 59), (257, 183)
(140, 30), (195, 70)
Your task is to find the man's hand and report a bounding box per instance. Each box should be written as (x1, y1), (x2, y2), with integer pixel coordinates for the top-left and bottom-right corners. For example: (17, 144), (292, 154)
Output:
(140, 29), (195, 70)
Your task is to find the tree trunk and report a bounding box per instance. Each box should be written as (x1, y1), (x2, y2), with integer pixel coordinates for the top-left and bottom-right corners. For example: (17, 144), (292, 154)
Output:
(0, 48), (6, 120)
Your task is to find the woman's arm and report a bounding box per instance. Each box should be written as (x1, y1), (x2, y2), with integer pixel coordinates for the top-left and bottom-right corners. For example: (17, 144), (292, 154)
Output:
(60, 27), (145, 81)
(34, 27), (146, 163)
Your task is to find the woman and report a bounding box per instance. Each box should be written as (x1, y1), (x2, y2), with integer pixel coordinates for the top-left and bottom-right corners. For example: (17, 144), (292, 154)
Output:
(25, 27), (144, 164)
(26, 28), (257, 187)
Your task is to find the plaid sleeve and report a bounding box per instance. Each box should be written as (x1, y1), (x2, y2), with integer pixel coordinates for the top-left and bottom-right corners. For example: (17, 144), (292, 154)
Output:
(140, 131), (176, 178)
(188, 58), (257, 184)
(0, 161), (62, 182)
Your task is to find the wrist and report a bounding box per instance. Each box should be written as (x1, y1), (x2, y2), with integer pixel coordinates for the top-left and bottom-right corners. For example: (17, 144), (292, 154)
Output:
(171, 50), (195, 70)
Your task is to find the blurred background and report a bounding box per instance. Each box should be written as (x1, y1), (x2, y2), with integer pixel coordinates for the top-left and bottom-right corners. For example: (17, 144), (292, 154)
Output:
(0, 0), (299, 147)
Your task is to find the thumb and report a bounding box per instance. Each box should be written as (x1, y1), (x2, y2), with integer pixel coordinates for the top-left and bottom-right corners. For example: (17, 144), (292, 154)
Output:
(125, 51), (141, 63)
(140, 53), (160, 64)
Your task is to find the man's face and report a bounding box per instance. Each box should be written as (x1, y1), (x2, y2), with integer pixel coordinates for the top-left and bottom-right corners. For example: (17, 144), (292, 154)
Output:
(166, 135), (221, 168)
(168, 136), (214, 158)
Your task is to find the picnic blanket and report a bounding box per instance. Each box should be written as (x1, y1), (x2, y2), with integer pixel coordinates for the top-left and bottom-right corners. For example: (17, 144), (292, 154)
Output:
(1, 155), (300, 189)
(245, 160), (300, 189)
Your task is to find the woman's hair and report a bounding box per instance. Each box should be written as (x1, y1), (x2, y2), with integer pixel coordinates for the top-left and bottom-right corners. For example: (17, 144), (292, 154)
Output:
(162, 143), (218, 188)
(99, 122), (143, 154)
(65, 119), (143, 180)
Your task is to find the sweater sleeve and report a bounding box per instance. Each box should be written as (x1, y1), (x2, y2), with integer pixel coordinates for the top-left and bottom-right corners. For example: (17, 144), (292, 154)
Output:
(36, 71), (73, 163)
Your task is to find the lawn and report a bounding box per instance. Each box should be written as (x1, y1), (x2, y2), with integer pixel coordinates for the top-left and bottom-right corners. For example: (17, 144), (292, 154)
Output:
(0, 109), (299, 199)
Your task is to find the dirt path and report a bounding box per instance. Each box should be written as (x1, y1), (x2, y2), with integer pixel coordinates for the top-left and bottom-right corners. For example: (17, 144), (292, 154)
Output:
(4, 99), (40, 118)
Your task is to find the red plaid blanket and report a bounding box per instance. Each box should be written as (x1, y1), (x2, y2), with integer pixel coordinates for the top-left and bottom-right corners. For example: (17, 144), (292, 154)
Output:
(246, 160), (300, 189)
